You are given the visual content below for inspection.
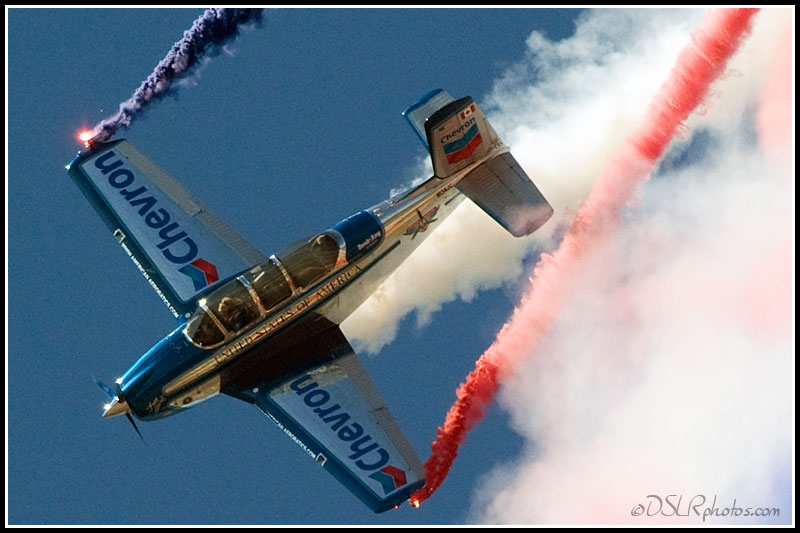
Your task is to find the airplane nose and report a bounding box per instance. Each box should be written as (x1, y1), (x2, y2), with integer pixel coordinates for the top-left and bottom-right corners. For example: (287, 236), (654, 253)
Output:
(102, 396), (130, 418)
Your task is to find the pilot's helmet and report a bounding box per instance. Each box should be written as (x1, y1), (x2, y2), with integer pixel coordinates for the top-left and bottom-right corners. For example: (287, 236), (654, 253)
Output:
(218, 296), (242, 318)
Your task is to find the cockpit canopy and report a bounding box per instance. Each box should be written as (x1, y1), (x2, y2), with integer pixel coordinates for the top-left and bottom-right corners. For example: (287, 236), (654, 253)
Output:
(183, 210), (384, 349)
(184, 231), (343, 349)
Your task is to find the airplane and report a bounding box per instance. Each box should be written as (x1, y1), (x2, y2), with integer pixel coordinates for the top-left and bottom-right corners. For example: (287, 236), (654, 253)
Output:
(66, 89), (554, 513)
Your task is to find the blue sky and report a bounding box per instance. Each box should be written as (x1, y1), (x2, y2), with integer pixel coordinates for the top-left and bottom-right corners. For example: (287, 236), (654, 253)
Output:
(7, 7), (794, 526)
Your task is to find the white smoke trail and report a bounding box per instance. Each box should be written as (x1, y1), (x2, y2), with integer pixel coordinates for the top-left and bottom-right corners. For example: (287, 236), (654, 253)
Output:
(468, 9), (793, 525)
(342, 7), (793, 525)
(474, 146), (793, 525)
(342, 9), (709, 353)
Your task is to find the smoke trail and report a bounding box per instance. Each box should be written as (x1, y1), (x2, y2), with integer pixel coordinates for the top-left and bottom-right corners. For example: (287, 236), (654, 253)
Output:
(88, 8), (263, 144)
(411, 8), (759, 506)
(342, 10), (707, 354)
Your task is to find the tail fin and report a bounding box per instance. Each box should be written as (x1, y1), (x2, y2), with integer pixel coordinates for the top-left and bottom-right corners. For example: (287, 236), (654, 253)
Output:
(404, 90), (554, 237)
(425, 96), (501, 179)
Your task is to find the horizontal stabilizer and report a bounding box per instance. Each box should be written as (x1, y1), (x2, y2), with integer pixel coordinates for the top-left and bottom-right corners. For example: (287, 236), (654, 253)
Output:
(402, 89), (455, 149)
(457, 151), (554, 237)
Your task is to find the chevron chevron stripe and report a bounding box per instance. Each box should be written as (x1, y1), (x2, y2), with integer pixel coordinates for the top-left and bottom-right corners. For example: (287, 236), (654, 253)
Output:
(369, 465), (408, 495)
(178, 258), (219, 290)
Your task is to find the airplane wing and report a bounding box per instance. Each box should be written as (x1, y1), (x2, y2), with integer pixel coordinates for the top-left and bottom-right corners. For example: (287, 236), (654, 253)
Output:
(221, 316), (425, 513)
(66, 139), (268, 317)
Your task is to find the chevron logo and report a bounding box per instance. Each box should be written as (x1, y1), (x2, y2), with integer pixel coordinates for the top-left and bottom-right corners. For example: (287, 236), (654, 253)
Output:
(178, 258), (219, 290)
(368, 465), (407, 495)
(443, 120), (482, 164)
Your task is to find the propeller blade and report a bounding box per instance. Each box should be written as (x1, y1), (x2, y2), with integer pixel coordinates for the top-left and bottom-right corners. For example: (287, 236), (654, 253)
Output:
(94, 377), (117, 401)
(126, 412), (145, 442)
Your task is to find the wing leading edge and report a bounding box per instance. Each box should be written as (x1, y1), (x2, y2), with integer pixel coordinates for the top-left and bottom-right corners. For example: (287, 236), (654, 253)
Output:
(67, 139), (268, 317)
(227, 322), (425, 513)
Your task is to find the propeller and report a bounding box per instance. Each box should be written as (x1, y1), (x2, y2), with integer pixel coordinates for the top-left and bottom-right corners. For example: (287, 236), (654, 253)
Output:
(95, 378), (144, 442)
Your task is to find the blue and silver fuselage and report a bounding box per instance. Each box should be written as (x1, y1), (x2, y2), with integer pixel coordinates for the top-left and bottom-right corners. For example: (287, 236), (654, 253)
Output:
(116, 173), (466, 420)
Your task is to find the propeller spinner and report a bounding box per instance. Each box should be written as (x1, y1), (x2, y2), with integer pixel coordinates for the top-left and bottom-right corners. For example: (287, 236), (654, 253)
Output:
(96, 378), (144, 441)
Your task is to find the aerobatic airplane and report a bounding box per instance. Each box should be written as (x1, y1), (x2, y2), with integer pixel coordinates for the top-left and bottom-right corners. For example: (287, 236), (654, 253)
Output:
(66, 89), (554, 513)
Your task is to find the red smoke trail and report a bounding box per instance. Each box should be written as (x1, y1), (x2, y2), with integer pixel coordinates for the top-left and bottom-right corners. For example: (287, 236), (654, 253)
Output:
(411, 8), (759, 506)
(87, 8), (263, 144)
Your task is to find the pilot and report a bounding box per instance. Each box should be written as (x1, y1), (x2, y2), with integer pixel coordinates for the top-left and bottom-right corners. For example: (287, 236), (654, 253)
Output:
(310, 234), (339, 266)
(217, 296), (257, 332)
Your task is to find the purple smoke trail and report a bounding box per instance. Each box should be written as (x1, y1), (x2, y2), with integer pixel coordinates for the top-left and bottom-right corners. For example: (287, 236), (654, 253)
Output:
(87, 8), (263, 144)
